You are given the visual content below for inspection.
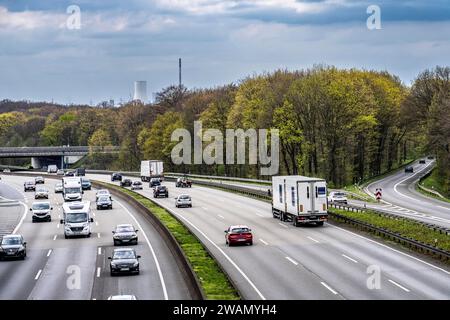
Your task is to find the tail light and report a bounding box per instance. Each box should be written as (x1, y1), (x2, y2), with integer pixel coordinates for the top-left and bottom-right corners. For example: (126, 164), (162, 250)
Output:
(243, 233), (252, 238)
(299, 204), (303, 212)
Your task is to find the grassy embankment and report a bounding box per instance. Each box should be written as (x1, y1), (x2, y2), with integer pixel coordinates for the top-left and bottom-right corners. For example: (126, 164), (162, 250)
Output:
(417, 170), (450, 203)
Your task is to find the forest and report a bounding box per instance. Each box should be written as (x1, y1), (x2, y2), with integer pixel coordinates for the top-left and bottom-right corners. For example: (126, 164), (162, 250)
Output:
(0, 66), (448, 193)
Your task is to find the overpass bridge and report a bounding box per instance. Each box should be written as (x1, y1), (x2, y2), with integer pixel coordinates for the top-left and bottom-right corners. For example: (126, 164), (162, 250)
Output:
(0, 146), (120, 169)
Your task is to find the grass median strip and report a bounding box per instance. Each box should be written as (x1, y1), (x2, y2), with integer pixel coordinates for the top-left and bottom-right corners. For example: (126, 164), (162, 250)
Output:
(96, 181), (240, 300)
(329, 208), (450, 252)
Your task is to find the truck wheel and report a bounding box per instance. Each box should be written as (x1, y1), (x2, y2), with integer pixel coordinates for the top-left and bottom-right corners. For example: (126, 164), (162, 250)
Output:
(292, 218), (298, 227)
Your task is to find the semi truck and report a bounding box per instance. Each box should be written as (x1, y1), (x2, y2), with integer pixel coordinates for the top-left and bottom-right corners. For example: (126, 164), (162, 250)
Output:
(62, 177), (83, 202)
(140, 160), (164, 182)
(272, 175), (328, 226)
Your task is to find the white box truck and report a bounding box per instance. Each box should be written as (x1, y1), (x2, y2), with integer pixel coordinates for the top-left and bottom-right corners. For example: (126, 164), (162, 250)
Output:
(62, 177), (83, 202)
(272, 175), (328, 226)
(47, 165), (58, 173)
(140, 160), (164, 182)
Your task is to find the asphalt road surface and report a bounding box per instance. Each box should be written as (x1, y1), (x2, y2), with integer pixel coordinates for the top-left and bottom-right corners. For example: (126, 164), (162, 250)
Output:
(0, 175), (192, 300)
(88, 173), (450, 300)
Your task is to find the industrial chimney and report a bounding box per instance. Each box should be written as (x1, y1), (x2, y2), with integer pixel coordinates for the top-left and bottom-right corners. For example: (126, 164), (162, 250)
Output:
(133, 81), (147, 103)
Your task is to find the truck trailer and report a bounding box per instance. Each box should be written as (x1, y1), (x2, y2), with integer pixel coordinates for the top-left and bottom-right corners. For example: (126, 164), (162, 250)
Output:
(140, 160), (164, 182)
(272, 175), (328, 226)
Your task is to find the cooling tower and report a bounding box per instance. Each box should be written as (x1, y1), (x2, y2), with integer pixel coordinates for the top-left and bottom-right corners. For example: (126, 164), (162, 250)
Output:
(133, 81), (147, 102)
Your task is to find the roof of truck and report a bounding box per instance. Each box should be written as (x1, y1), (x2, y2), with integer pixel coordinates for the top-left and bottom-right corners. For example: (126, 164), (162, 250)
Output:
(62, 201), (90, 212)
(272, 175), (326, 182)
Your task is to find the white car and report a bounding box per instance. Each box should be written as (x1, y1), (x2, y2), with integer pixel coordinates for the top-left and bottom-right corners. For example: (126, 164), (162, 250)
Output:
(96, 189), (111, 200)
(175, 194), (192, 208)
(35, 187), (49, 199)
(31, 201), (53, 222)
(3, 168), (10, 173)
(54, 182), (63, 193)
(327, 191), (348, 204)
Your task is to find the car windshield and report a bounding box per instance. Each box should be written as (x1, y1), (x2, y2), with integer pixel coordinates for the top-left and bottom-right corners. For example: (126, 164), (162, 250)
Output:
(98, 196), (110, 202)
(98, 190), (109, 195)
(36, 188), (47, 192)
(32, 203), (50, 210)
(179, 195), (190, 200)
(66, 188), (80, 194)
(231, 227), (250, 233)
(133, 182), (141, 185)
(56, 183), (62, 188)
(334, 192), (346, 197)
(65, 212), (87, 223)
(1, 237), (22, 245)
(26, 181), (34, 185)
(158, 186), (166, 190)
(116, 226), (134, 233)
(82, 179), (90, 183)
(113, 250), (136, 260)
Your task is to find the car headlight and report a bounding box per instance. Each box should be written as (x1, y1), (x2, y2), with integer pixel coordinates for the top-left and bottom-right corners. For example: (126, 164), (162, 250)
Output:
(110, 262), (117, 267)
(0, 247), (3, 252)
(113, 235), (119, 239)
(133, 262), (139, 267)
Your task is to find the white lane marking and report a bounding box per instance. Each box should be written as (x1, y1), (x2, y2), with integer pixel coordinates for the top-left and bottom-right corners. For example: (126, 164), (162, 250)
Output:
(437, 205), (450, 211)
(202, 207), (208, 210)
(58, 214), (61, 219)
(285, 256), (298, 265)
(58, 207), (61, 211)
(329, 224), (450, 275)
(95, 221), (99, 226)
(96, 267), (101, 278)
(115, 199), (169, 300)
(256, 213), (264, 217)
(13, 201), (28, 234)
(321, 281), (338, 295)
(53, 235), (57, 241)
(98, 247), (102, 255)
(57, 224), (60, 229)
(170, 208), (266, 300)
(47, 249), (53, 257)
(388, 279), (410, 292)
(34, 269), (42, 280)
(393, 161), (434, 202)
(218, 214), (225, 219)
(92, 212), (96, 217)
(307, 236), (320, 243)
(259, 239), (269, 246)
(278, 223), (288, 228)
(342, 254), (358, 263)
(97, 233), (101, 238)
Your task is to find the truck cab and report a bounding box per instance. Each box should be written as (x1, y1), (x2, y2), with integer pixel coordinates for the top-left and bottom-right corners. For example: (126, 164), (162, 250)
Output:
(62, 177), (83, 202)
(61, 201), (93, 238)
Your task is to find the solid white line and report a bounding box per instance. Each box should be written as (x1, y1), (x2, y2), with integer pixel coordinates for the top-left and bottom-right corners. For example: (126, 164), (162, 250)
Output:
(437, 205), (450, 211)
(34, 269), (42, 280)
(329, 224), (450, 275)
(47, 249), (52, 257)
(115, 199), (169, 300)
(307, 236), (320, 243)
(342, 254), (358, 263)
(393, 161), (434, 202)
(321, 282), (338, 295)
(388, 279), (410, 292)
(53, 235), (57, 241)
(98, 247), (101, 255)
(259, 239), (269, 246)
(285, 256), (298, 265)
(13, 201), (28, 234)
(278, 223), (288, 228)
(96, 267), (101, 278)
(218, 214), (225, 219)
(170, 209), (266, 300)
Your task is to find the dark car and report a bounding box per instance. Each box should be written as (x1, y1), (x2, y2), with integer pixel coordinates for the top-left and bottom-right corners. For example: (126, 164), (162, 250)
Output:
(427, 156), (434, 160)
(24, 181), (36, 192)
(0, 235), (27, 260)
(176, 177), (192, 188)
(76, 168), (86, 176)
(35, 176), (45, 184)
(64, 170), (76, 177)
(419, 159), (426, 164)
(111, 173), (122, 182)
(153, 185), (168, 198)
(113, 224), (139, 246)
(81, 178), (92, 190)
(96, 195), (113, 210)
(149, 178), (160, 188)
(404, 166), (414, 173)
(120, 179), (133, 187)
(224, 225), (253, 246)
(108, 248), (141, 276)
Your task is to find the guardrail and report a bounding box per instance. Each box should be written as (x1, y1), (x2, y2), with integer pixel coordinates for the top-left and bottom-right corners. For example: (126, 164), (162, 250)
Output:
(417, 168), (446, 199)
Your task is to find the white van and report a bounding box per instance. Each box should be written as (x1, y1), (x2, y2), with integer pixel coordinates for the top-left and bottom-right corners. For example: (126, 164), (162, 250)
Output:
(62, 177), (83, 202)
(61, 201), (93, 238)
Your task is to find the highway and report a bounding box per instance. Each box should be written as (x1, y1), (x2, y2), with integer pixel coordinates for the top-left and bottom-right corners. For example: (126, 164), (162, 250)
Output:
(87, 173), (450, 300)
(365, 159), (450, 228)
(0, 175), (192, 300)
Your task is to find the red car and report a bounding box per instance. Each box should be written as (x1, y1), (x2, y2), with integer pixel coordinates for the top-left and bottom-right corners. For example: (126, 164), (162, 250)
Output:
(225, 225), (253, 246)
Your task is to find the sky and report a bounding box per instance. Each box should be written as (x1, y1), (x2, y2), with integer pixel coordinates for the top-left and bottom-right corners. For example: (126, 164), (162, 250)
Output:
(0, 0), (449, 105)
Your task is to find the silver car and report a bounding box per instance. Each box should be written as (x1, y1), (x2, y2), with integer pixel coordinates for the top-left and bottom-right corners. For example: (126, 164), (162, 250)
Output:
(35, 187), (49, 199)
(54, 182), (63, 193)
(131, 181), (143, 190)
(175, 194), (192, 208)
(31, 201), (53, 222)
